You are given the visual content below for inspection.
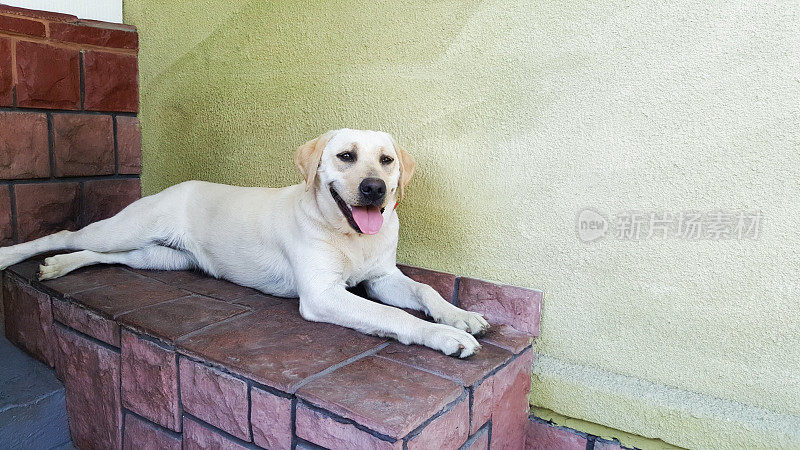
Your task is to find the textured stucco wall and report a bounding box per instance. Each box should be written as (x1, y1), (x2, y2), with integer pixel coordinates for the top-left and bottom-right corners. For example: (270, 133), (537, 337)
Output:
(123, 1), (800, 448)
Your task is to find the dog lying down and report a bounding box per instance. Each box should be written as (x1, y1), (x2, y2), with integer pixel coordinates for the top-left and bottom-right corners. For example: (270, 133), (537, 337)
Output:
(0, 129), (489, 357)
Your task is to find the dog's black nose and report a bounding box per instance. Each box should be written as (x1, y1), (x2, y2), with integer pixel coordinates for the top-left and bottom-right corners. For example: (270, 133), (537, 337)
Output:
(359, 178), (386, 204)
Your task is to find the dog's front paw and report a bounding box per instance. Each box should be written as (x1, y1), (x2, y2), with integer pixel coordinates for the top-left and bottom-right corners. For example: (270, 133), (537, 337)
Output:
(424, 323), (482, 358)
(437, 308), (490, 336)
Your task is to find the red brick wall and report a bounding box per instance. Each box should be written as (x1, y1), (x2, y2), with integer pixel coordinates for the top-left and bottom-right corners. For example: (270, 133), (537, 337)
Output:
(0, 5), (141, 246)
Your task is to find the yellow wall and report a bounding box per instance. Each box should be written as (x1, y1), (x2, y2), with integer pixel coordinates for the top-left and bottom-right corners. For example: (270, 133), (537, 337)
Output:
(123, 1), (800, 448)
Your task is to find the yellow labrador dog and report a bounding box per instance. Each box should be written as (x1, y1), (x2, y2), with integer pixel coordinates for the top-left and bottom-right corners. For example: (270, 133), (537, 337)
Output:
(0, 129), (488, 357)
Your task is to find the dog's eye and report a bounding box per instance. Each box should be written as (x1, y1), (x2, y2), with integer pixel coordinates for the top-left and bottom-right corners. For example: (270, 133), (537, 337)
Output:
(380, 155), (394, 165)
(337, 152), (356, 162)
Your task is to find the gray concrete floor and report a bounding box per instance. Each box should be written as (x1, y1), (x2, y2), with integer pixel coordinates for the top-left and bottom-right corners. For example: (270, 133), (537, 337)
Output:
(0, 319), (72, 449)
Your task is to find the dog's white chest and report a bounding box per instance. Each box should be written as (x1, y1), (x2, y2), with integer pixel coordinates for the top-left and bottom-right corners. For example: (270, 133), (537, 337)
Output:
(337, 236), (393, 287)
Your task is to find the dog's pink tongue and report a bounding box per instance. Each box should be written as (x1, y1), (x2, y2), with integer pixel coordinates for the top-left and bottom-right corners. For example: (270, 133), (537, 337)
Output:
(351, 206), (383, 234)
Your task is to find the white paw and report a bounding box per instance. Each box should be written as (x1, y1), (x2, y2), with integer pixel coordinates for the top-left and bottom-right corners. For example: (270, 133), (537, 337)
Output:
(38, 254), (78, 280)
(424, 323), (482, 358)
(436, 308), (490, 336)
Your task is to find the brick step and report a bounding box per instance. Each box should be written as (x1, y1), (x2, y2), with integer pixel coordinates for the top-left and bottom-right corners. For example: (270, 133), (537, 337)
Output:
(2, 260), (540, 449)
(525, 416), (629, 450)
(0, 323), (71, 448)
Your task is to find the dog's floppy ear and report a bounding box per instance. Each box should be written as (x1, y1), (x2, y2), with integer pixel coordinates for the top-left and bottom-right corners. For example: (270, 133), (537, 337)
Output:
(392, 137), (416, 203)
(295, 130), (336, 190)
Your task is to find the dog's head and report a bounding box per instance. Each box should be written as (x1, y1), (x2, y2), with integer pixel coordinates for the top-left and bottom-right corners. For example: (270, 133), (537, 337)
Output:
(295, 129), (415, 235)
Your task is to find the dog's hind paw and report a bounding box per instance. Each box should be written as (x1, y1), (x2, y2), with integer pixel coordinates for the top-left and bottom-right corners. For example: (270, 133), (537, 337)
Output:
(38, 254), (79, 280)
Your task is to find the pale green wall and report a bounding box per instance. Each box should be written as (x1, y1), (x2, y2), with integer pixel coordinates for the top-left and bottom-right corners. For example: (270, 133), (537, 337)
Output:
(124, 1), (800, 448)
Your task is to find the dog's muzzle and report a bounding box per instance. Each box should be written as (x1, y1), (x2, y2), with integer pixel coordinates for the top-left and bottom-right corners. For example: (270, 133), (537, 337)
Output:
(330, 185), (386, 235)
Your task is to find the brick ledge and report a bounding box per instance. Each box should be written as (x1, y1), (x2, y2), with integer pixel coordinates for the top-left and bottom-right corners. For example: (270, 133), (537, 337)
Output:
(3, 259), (540, 448)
